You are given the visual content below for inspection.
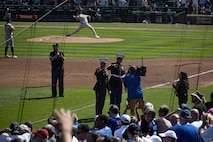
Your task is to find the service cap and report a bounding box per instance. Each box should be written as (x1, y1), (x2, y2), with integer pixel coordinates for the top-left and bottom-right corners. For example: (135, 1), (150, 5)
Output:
(116, 54), (125, 59)
(99, 57), (108, 63)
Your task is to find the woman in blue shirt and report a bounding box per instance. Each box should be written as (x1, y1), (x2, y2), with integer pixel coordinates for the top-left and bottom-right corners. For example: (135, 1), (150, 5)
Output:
(122, 65), (144, 116)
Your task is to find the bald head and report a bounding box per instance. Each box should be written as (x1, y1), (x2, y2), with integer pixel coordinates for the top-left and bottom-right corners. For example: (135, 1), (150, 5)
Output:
(170, 114), (180, 126)
(191, 108), (199, 122)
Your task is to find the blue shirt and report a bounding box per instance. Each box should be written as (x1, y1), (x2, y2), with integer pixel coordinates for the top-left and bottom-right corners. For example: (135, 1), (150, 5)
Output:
(107, 117), (122, 134)
(169, 124), (202, 142)
(96, 126), (113, 137)
(122, 74), (143, 100)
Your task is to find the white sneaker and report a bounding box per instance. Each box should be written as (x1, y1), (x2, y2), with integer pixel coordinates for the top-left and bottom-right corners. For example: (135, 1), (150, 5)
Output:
(4, 55), (11, 58)
(12, 55), (17, 59)
(95, 36), (100, 39)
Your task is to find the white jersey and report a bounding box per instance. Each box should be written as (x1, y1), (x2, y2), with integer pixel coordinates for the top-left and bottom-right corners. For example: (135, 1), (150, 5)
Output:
(78, 14), (89, 24)
(5, 22), (14, 38)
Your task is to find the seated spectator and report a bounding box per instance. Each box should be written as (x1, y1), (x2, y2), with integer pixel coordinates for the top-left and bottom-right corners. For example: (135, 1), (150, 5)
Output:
(143, 107), (158, 136)
(159, 130), (177, 142)
(18, 124), (31, 142)
(75, 123), (90, 142)
(169, 109), (202, 142)
(8, 122), (22, 141)
(43, 124), (57, 142)
(190, 108), (203, 128)
(191, 91), (208, 119)
(169, 114), (180, 126)
(114, 114), (131, 140)
(204, 0), (212, 14)
(140, 102), (155, 137)
(156, 105), (172, 133)
(86, 131), (99, 142)
(125, 123), (151, 142)
(107, 105), (122, 135)
(198, 112), (213, 142)
(94, 115), (112, 137)
(32, 128), (49, 142)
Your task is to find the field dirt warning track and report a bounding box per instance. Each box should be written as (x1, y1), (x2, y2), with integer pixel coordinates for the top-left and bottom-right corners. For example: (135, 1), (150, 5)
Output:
(0, 58), (212, 89)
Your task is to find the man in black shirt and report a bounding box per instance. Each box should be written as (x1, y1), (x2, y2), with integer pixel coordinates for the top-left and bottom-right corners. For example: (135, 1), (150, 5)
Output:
(49, 43), (65, 97)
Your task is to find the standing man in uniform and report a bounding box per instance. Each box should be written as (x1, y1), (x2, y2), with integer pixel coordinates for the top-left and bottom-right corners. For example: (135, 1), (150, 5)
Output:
(107, 54), (125, 109)
(49, 43), (65, 97)
(65, 8), (100, 39)
(93, 58), (111, 115)
(4, 18), (17, 58)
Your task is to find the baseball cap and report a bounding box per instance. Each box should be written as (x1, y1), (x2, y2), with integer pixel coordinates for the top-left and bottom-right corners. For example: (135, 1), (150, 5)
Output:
(181, 103), (191, 111)
(144, 106), (155, 114)
(120, 114), (131, 124)
(33, 128), (49, 139)
(191, 90), (203, 102)
(10, 122), (20, 135)
(159, 130), (177, 139)
(19, 124), (30, 132)
(150, 135), (162, 142)
(52, 43), (59, 48)
(144, 102), (154, 111)
(179, 109), (191, 119)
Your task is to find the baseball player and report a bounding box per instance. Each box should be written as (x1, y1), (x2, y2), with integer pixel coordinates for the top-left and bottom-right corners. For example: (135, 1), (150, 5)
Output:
(66, 10), (100, 38)
(4, 18), (17, 58)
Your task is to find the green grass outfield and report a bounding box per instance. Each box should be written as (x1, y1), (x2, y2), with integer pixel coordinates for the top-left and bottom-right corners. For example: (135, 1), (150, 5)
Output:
(0, 22), (213, 129)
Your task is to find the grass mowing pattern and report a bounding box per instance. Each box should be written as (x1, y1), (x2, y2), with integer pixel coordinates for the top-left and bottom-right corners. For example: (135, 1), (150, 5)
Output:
(0, 22), (213, 129)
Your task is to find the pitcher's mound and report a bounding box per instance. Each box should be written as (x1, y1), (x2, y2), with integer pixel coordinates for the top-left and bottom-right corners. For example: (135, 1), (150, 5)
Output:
(27, 35), (124, 43)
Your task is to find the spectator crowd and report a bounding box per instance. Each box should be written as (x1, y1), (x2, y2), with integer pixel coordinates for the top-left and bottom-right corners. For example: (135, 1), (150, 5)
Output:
(1, 0), (213, 15)
(0, 91), (213, 142)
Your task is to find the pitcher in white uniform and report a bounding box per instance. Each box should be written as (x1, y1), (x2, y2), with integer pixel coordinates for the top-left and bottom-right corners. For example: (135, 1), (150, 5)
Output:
(66, 10), (100, 38)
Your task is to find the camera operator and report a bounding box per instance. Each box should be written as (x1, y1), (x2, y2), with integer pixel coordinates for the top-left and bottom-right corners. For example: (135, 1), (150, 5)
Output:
(122, 65), (144, 116)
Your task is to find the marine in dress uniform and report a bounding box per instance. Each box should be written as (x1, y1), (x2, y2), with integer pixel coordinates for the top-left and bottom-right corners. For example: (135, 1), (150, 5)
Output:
(93, 58), (111, 115)
(49, 43), (65, 97)
(107, 54), (125, 109)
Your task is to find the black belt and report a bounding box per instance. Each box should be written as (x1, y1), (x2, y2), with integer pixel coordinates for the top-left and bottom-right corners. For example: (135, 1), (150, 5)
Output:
(53, 66), (64, 69)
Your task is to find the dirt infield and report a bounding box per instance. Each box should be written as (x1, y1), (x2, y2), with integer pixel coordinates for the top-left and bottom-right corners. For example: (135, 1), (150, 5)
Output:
(27, 36), (124, 43)
(0, 57), (212, 89)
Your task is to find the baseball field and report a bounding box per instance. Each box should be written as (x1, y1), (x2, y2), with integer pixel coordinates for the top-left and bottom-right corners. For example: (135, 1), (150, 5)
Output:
(0, 21), (213, 130)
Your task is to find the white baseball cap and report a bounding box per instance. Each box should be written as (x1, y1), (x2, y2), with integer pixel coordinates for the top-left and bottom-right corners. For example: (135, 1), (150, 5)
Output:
(120, 114), (131, 124)
(159, 130), (177, 139)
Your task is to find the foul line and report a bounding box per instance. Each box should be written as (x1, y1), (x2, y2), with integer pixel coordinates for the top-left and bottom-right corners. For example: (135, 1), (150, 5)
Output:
(146, 69), (213, 89)
(32, 69), (213, 124)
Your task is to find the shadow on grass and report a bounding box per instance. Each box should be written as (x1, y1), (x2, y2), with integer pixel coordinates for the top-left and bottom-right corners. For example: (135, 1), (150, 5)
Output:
(79, 117), (95, 123)
(21, 96), (53, 100)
